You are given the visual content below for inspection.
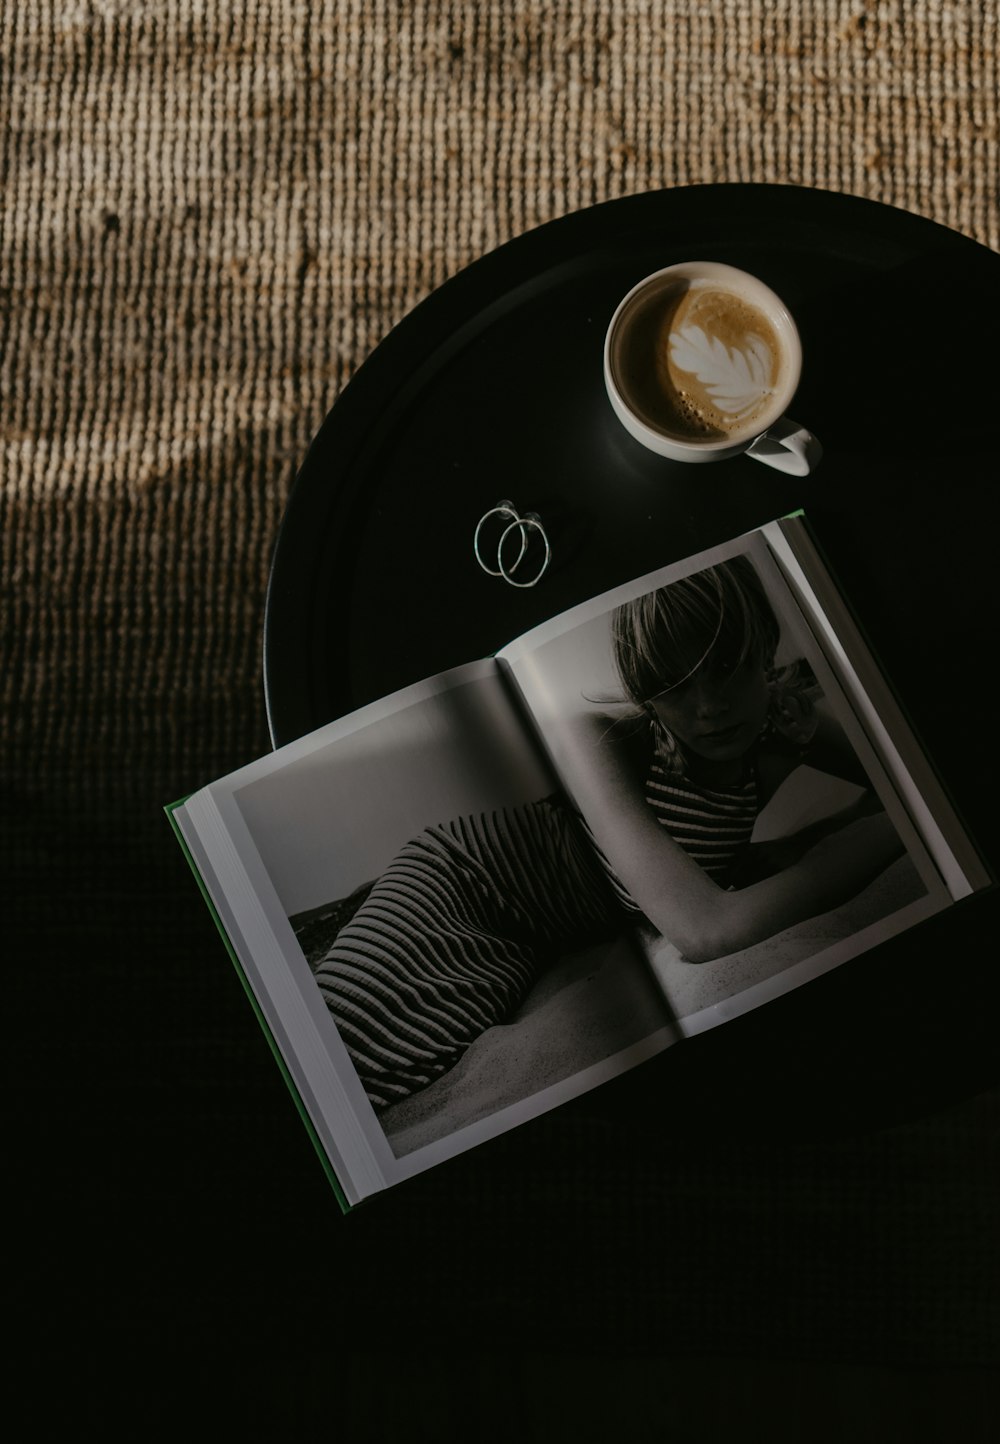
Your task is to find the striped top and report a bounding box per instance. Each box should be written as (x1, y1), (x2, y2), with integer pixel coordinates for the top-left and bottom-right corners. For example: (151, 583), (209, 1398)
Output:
(314, 730), (766, 1111)
(645, 743), (759, 882)
(312, 798), (622, 1111)
(590, 727), (762, 910)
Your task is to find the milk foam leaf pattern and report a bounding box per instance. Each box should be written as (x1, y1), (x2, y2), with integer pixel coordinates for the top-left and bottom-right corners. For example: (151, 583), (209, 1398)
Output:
(669, 325), (774, 418)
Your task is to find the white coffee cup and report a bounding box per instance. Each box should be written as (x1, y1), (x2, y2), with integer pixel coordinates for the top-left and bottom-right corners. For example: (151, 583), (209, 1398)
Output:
(604, 261), (821, 476)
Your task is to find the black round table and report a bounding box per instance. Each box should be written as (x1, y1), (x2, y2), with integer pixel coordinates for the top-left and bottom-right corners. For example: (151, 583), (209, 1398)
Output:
(264, 183), (999, 1143)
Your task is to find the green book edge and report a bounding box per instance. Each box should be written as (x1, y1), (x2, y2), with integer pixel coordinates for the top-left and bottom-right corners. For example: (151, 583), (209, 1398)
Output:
(165, 797), (354, 1214)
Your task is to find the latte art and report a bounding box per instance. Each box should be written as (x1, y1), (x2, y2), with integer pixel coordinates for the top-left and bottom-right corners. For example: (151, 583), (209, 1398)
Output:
(668, 323), (774, 418)
(604, 261), (817, 471)
(609, 277), (789, 443)
(658, 286), (782, 437)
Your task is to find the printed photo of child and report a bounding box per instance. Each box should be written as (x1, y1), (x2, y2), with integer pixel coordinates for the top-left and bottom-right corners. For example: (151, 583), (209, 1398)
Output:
(236, 542), (935, 1157)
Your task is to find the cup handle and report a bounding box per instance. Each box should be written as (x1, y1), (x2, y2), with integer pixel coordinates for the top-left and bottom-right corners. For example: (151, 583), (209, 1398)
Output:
(745, 416), (822, 477)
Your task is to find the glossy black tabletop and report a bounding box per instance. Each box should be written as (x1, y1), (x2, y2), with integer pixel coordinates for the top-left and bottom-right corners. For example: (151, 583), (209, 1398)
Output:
(264, 184), (999, 1140)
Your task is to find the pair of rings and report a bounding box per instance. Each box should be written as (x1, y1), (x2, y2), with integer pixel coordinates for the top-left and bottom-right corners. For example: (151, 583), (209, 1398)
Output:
(473, 500), (552, 588)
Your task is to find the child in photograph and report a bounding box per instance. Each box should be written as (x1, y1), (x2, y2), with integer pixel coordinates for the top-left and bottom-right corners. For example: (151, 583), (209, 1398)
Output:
(313, 557), (903, 1111)
(571, 555), (904, 962)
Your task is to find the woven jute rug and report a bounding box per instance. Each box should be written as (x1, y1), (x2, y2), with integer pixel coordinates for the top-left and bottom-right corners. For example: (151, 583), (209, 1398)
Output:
(3, 2), (997, 807)
(3, 2), (998, 1382)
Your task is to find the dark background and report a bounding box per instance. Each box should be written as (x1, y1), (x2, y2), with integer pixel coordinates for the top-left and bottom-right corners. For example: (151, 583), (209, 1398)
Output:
(10, 189), (1000, 1436)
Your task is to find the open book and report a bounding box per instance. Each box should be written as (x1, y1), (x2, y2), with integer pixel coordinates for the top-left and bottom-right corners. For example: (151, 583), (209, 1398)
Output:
(167, 515), (990, 1209)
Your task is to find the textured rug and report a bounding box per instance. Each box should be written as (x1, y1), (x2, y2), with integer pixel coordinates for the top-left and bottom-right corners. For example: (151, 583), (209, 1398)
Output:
(4, 2), (998, 812)
(3, 1), (998, 1398)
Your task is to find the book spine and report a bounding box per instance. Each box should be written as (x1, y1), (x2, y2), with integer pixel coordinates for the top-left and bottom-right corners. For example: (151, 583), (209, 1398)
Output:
(164, 799), (354, 1214)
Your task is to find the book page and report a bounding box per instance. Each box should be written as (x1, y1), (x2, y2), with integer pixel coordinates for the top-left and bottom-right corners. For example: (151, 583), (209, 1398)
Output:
(180, 658), (678, 1202)
(499, 526), (953, 1035)
(764, 516), (992, 899)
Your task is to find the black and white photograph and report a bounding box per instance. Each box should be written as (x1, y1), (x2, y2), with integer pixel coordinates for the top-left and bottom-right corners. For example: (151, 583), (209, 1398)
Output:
(187, 522), (964, 1194)
(227, 662), (678, 1169)
(502, 534), (940, 1030)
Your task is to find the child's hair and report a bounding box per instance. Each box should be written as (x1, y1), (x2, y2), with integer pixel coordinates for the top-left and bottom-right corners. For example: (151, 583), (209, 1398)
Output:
(611, 556), (781, 709)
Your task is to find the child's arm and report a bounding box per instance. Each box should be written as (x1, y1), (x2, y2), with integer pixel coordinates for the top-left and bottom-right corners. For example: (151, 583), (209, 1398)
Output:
(729, 788), (885, 884)
(567, 712), (904, 963)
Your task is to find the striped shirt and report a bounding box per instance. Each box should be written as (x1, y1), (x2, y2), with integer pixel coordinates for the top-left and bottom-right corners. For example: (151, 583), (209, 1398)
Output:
(588, 729), (762, 911)
(315, 736), (763, 1111)
(313, 798), (621, 1111)
(645, 750), (758, 882)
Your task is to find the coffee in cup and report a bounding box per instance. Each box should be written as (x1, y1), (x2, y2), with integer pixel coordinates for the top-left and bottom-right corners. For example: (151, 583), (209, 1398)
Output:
(604, 261), (821, 475)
